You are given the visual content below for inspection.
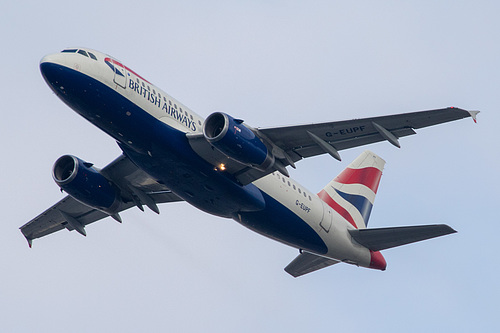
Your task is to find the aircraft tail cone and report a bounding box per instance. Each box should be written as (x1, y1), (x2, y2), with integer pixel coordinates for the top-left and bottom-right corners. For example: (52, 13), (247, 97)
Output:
(369, 250), (387, 271)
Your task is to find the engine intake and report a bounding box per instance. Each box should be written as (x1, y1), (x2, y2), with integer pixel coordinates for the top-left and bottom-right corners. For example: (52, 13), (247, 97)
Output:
(203, 112), (273, 169)
(53, 155), (120, 214)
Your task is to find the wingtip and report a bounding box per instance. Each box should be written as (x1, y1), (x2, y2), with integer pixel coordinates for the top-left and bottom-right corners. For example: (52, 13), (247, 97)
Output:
(468, 110), (480, 123)
(438, 224), (457, 235)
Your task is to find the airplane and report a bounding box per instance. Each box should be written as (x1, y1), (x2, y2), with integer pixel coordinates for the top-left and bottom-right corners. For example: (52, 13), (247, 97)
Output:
(20, 47), (479, 277)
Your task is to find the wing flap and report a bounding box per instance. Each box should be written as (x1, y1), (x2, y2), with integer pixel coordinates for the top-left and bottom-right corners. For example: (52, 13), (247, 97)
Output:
(349, 224), (457, 251)
(284, 252), (341, 278)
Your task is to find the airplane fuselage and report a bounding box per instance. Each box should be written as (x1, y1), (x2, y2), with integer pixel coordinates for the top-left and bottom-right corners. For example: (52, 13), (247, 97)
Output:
(40, 48), (384, 270)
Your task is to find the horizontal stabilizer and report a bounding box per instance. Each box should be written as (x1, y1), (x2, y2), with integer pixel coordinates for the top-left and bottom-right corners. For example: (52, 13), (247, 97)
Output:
(349, 224), (456, 251)
(285, 252), (340, 278)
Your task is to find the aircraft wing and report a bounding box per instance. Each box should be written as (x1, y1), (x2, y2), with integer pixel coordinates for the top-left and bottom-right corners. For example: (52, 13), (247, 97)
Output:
(189, 107), (477, 185)
(20, 155), (183, 246)
(258, 107), (478, 163)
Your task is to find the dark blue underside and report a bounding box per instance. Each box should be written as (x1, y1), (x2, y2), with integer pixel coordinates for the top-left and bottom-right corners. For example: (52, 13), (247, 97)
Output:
(40, 62), (327, 253)
(239, 192), (328, 254)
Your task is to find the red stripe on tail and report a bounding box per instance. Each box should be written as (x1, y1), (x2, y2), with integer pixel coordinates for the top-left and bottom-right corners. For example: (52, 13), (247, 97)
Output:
(333, 167), (382, 193)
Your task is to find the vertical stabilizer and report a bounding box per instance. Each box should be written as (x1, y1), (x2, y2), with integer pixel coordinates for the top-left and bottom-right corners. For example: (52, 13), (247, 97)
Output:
(318, 151), (385, 229)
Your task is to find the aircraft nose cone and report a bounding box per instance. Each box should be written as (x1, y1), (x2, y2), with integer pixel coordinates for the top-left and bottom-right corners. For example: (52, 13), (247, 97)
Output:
(40, 53), (62, 68)
(40, 53), (65, 84)
(39, 53), (77, 99)
(369, 250), (387, 271)
(40, 60), (61, 88)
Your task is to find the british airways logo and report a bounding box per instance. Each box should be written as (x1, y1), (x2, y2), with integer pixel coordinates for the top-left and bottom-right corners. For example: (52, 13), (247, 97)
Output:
(104, 59), (124, 77)
(128, 79), (197, 131)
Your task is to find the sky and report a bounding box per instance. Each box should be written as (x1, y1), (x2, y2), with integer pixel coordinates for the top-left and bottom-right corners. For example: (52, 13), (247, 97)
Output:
(1, 1), (498, 332)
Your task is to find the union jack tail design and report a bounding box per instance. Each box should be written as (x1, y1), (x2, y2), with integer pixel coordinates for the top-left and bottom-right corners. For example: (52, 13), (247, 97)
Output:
(318, 150), (385, 229)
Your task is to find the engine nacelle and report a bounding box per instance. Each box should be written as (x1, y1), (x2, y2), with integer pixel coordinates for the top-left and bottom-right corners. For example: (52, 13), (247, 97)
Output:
(203, 112), (273, 169)
(52, 155), (120, 214)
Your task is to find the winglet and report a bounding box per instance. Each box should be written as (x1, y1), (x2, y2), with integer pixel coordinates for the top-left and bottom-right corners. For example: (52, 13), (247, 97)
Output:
(468, 110), (480, 123)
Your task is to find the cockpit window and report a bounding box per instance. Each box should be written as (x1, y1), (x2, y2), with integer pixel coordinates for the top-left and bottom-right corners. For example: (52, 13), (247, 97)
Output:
(78, 50), (88, 57)
(61, 49), (98, 61)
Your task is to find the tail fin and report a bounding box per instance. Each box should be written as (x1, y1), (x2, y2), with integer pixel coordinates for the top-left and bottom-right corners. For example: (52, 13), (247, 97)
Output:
(318, 150), (385, 229)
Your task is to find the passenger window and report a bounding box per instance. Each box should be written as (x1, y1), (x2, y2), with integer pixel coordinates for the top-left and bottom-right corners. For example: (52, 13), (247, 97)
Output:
(298, 188), (301, 194)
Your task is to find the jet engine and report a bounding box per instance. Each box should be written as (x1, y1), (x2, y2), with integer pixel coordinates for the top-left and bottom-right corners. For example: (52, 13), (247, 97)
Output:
(52, 155), (120, 213)
(203, 112), (274, 169)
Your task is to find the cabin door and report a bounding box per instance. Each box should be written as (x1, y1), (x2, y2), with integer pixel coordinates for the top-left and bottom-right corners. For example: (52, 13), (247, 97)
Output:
(320, 203), (333, 232)
(113, 62), (127, 89)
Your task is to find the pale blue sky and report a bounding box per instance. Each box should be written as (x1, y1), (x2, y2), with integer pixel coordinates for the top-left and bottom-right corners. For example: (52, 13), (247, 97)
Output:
(1, 1), (498, 332)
